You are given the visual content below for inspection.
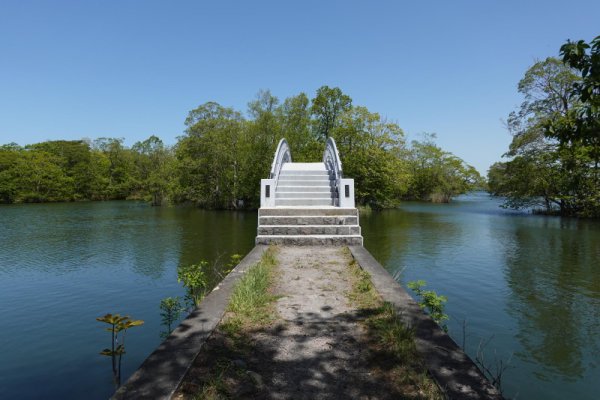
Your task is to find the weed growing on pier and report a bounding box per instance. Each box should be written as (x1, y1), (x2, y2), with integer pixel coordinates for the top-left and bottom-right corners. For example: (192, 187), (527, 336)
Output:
(178, 262), (209, 308)
(475, 335), (514, 395)
(177, 253), (245, 311)
(407, 280), (448, 331)
(224, 254), (243, 275)
(370, 302), (417, 359)
(159, 253), (244, 343)
(347, 259), (378, 309)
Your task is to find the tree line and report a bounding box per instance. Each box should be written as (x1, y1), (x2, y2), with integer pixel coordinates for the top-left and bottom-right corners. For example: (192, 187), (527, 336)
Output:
(488, 35), (599, 217)
(0, 86), (482, 209)
(0, 136), (172, 205)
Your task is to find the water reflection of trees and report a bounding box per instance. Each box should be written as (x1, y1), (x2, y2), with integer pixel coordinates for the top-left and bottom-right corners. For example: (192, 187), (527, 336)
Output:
(176, 208), (256, 282)
(128, 207), (179, 280)
(102, 206), (257, 281)
(360, 208), (459, 280)
(500, 218), (600, 380)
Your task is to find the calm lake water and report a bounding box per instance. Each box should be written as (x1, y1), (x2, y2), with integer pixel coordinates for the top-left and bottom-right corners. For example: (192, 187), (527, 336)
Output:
(362, 193), (600, 400)
(0, 195), (598, 399)
(0, 202), (257, 399)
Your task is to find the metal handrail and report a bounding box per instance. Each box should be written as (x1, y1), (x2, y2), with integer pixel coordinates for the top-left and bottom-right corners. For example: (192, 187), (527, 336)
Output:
(323, 137), (343, 181)
(269, 138), (292, 182)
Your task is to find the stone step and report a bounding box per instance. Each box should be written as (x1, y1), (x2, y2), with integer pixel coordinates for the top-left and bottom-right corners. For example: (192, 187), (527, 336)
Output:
(255, 235), (363, 246)
(257, 225), (361, 236)
(279, 170), (331, 176)
(278, 176), (335, 182)
(281, 162), (326, 171)
(258, 215), (358, 225)
(275, 191), (333, 199)
(277, 181), (334, 189)
(258, 208), (359, 217)
(275, 198), (334, 207)
(275, 185), (332, 193)
(277, 180), (334, 188)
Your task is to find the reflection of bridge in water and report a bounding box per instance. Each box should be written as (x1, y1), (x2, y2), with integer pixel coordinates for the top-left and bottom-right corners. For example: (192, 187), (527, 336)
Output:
(257, 138), (363, 246)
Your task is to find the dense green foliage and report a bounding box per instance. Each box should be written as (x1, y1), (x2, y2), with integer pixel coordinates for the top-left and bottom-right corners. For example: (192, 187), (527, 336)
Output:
(0, 86), (482, 208)
(488, 35), (600, 217)
(0, 136), (174, 205)
(406, 134), (483, 204)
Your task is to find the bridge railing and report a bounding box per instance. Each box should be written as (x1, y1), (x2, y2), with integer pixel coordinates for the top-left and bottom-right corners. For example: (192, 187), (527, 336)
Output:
(323, 137), (355, 208)
(261, 138), (291, 207)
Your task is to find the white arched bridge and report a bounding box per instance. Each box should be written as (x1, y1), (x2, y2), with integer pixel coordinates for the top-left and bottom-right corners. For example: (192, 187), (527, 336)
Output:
(256, 138), (363, 245)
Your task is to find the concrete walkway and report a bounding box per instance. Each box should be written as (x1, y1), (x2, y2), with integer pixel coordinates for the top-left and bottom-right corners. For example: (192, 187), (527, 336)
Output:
(175, 246), (431, 399)
(260, 246), (379, 399)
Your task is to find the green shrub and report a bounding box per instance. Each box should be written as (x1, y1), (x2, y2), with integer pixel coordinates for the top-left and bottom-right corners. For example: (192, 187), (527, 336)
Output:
(407, 280), (448, 330)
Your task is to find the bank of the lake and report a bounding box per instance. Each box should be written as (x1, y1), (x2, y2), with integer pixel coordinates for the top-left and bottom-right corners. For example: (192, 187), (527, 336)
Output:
(1, 195), (598, 399)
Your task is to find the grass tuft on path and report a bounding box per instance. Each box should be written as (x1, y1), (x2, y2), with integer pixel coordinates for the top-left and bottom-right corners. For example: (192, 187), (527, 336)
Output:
(225, 246), (278, 330)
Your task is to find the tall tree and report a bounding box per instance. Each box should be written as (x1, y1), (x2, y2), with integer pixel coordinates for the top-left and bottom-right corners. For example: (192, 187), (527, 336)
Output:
(490, 45), (600, 217)
(277, 92), (320, 161)
(245, 90), (283, 205)
(10, 150), (73, 202)
(177, 102), (248, 208)
(311, 86), (352, 140)
(93, 138), (137, 199)
(331, 106), (409, 208)
(488, 57), (588, 215)
(132, 135), (173, 205)
(547, 35), (600, 215)
(408, 135), (482, 203)
(27, 140), (94, 199)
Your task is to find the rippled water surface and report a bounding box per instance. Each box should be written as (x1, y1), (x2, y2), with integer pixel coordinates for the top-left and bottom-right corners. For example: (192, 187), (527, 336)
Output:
(1, 196), (599, 399)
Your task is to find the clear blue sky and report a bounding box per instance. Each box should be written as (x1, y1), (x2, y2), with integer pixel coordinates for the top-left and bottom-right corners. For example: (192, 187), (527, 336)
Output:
(1, 0), (598, 174)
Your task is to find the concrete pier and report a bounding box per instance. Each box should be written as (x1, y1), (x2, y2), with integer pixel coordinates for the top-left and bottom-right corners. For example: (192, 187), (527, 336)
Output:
(114, 245), (502, 400)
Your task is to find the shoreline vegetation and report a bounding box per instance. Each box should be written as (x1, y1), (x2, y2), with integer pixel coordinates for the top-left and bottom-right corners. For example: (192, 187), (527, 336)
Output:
(488, 35), (600, 218)
(0, 86), (482, 210)
(3, 36), (596, 218)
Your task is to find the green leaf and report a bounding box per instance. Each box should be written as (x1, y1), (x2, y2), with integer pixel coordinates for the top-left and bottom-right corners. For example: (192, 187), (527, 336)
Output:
(99, 349), (113, 356)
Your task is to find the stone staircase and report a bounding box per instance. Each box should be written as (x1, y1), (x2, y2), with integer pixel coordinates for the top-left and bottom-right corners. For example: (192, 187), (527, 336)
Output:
(255, 207), (363, 245)
(256, 163), (363, 245)
(257, 140), (363, 246)
(275, 163), (335, 207)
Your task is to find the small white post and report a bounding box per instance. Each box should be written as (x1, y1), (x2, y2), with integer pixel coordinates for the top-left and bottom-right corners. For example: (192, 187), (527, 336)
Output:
(338, 178), (355, 208)
(261, 179), (275, 207)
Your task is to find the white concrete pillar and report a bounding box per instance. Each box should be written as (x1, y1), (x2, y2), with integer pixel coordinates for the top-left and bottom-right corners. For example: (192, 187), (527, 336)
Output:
(338, 178), (355, 208)
(261, 179), (275, 207)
